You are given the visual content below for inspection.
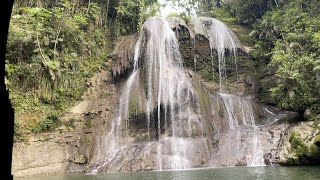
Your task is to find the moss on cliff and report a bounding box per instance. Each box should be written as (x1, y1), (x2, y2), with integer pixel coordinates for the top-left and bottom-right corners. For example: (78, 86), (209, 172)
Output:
(282, 128), (320, 165)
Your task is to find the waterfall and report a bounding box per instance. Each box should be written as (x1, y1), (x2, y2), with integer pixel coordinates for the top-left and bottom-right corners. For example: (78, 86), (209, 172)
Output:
(190, 17), (243, 91)
(90, 17), (211, 173)
(209, 93), (265, 166)
(89, 16), (273, 173)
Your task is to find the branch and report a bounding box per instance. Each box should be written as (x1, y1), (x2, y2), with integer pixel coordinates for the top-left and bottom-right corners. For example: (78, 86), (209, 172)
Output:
(106, 0), (110, 22)
(87, 0), (91, 13)
(53, 20), (63, 59)
(36, 33), (48, 65)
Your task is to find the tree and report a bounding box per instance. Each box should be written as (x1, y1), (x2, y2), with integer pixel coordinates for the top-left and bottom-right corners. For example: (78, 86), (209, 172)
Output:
(253, 0), (320, 116)
(223, 0), (276, 25)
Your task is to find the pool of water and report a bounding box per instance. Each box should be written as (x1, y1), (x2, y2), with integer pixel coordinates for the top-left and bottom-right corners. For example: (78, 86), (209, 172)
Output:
(15, 166), (320, 180)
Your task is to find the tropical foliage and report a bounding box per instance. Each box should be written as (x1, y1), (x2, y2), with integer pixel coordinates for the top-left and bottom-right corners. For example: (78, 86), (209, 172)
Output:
(7, 0), (108, 140)
(7, 0), (320, 142)
(252, 0), (320, 116)
(7, 0), (161, 141)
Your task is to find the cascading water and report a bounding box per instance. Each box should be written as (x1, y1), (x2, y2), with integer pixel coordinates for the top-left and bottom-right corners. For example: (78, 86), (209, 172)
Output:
(90, 17), (211, 173)
(140, 17), (210, 169)
(88, 16), (283, 173)
(208, 93), (265, 166)
(188, 18), (265, 166)
(189, 17), (244, 91)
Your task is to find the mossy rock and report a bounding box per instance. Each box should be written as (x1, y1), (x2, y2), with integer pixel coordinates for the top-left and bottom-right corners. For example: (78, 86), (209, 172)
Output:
(128, 91), (145, 119)
(286, 131), (320, 165)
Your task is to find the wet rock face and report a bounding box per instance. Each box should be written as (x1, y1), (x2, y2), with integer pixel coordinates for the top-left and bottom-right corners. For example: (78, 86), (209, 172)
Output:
(166, 17), (194, 39)
(256, 64), (277, 105)
(245, 75), (258, 94)
(207, 123), (290, 166)
(91, 138), (211, 173)
(192, 81), (300, 167)
(111, 34), (139, 81)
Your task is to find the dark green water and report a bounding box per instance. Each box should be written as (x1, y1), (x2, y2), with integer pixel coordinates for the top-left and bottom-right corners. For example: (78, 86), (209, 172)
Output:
(15, 166), (320, 180)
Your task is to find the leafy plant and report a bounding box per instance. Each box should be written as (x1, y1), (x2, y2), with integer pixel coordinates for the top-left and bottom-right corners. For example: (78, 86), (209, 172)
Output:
(114, 0), (160, 35)
(14, 121), (24, 142)
(7, 0), (109, 139)
(251, 0), (320, 116)
(289, 131), (309, 156)
(32, 113), (59, 133)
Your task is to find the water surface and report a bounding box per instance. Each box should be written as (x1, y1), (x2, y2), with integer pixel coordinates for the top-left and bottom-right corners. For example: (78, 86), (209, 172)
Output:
(15, 166), (320, 180)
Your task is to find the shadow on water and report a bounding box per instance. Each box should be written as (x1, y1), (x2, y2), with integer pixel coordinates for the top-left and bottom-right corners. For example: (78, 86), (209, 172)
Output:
(15, 166), (320, 180)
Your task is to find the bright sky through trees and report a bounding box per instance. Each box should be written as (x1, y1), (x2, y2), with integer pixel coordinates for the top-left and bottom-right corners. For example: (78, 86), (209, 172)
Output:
(158, 0), (197, 16)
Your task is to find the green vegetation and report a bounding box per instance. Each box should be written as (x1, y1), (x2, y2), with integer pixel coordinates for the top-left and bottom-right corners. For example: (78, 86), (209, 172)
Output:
(7, 0), (107, 140)
(7, 0), (159, 141)
(176, 0), (320, 119)
(216, 0), (320, 118)
(128, 94), (145, 119)
(248, 0), (319, 116)
(32, 113), (59, 133)
(115, 0), (160, 35)
(164, 0), (320, 120)
(7, 0), (320, 142)
(287, 131), (320, 165)
(289, 131), (309, 157)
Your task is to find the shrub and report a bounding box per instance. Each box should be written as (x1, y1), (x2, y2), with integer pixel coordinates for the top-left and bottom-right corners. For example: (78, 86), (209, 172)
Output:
(32, 114), (59, 133)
